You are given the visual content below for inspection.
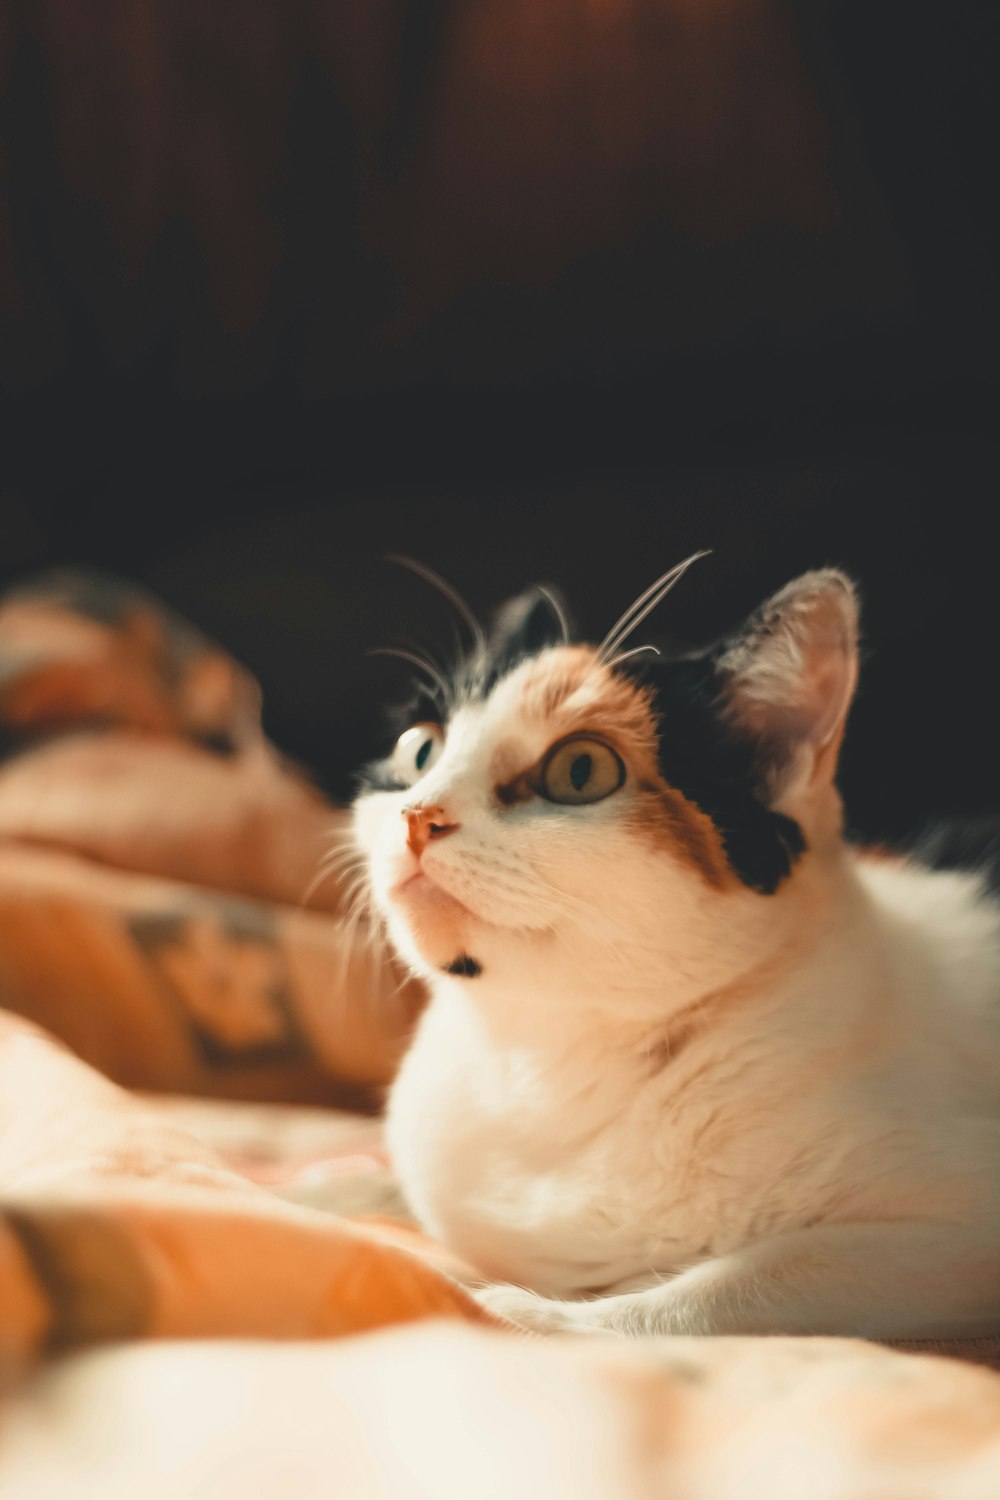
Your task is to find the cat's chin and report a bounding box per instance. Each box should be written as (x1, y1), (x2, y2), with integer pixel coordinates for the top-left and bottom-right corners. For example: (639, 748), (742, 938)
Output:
(391, 869), (472, 920)
(388, 871), (482, 973)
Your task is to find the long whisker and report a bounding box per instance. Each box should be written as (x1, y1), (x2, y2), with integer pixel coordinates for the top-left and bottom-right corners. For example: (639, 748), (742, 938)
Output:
(340, 872), (373, 915)
(387, 554), (486, 654)
(312, 833), (363, 865)
(367, 647), (450, 702)
(301, 825), (367, 909)
(301, 854), (367, 908)
(536, 586), (570, 646)
(312, 850), (366, 880)
(597, 550), (711, 663)
(302, 867), (333, 907)
(306, 835), (365, 877)
(602, 643), (661, 672)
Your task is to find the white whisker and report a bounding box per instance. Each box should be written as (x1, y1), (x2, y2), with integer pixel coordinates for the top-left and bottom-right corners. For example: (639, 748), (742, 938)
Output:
(368, 647), (450, 702)
(602, 643), (661, 672)
(536, 586), (570, 646)
(597, 550), (711, 664)
(387, 554), (486, 654)
(301, 839), (367, 909)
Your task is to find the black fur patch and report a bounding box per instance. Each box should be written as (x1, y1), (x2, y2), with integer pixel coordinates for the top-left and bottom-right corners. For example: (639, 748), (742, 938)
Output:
(452, 587), (569, 704)
(444, 953), (482, 977)
(617, 648), (805, 894)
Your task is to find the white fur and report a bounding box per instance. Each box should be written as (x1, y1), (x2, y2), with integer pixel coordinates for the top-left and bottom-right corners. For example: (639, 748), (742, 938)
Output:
(353, 595), (1000, 1339)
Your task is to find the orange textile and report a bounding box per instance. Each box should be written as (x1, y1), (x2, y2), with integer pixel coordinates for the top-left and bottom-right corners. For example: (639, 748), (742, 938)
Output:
(0, 570), (492, 1358)
(0, 1011), (491, 1362)
(0, 570), (424, 1104)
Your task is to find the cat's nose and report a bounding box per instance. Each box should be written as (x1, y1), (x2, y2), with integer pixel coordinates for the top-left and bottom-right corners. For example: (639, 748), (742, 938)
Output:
(403, 803), (460, 857)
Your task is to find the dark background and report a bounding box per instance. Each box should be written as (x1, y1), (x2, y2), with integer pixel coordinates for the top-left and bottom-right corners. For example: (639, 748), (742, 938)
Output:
(1, 1), (996, 835)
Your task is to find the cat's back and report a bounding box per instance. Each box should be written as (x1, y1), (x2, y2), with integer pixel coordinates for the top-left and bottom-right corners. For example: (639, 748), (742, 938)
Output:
(853, 827), (1000, 1082)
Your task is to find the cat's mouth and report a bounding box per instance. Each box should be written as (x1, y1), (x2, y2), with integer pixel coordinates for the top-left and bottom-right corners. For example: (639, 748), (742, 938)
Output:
(392, 869), (474, 918)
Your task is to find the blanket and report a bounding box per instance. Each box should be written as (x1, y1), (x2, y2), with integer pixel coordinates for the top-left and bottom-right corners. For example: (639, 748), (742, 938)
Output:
(2, 569), (1000, 1498)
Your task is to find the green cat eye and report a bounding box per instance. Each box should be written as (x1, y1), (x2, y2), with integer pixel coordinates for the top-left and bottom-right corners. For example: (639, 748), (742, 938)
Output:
(539, 736), (625, 806)
(391, 723), (445, 786)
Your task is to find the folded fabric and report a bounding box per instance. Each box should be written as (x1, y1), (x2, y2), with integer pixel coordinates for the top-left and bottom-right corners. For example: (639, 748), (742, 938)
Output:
(0, 569), (424, 1102)
(0, 1010), (491, 1364)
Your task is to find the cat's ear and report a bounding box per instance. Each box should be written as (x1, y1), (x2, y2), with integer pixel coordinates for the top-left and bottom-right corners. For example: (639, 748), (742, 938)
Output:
(717, 569), (859, 802)
(489, 586), (572, 663)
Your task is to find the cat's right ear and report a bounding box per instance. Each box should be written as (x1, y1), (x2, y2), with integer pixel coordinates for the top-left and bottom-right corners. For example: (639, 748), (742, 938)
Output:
(717, 569), (859, 805)
(489, 586), (572, 665)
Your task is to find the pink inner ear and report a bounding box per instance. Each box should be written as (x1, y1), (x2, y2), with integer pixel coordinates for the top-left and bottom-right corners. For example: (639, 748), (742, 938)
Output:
(722, 571), (859, 786)
(799, 637), (858, 750)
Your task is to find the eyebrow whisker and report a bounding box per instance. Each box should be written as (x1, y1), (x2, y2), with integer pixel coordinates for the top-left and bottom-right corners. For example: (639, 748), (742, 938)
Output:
(367, 646), (451, 702)
(536, 585), (571, 646)
(597, 550), (710, 663)
(387, 554), (487, 654)
(602, 643), (661, 672)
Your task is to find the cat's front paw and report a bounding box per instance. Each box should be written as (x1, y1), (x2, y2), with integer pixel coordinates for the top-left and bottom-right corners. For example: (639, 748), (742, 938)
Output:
(475, 1284), (607, 1335)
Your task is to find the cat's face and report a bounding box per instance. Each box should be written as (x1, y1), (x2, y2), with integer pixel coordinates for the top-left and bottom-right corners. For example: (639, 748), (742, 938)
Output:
(353, 566), (858, 1015)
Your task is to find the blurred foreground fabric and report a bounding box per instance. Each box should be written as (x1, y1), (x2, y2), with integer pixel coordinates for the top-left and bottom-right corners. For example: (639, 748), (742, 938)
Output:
(3, 571), (1000, 1498)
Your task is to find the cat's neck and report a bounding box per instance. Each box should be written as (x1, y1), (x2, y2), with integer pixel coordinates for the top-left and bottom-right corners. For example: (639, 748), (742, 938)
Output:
(427, 843), (881, 1065)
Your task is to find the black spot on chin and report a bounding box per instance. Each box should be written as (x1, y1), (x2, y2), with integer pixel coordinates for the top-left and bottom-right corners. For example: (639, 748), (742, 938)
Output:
(444, 953), (482, 978)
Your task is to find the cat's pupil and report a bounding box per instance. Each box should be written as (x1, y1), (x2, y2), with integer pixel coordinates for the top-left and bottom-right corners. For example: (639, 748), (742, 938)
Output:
(416, 738), (433, 771)
(570, 753), (592, 791)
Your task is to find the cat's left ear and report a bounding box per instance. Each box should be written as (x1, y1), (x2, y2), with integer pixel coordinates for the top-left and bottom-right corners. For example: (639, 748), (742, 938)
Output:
(489, 586), (571, 664)
(717, 569), (859, 802)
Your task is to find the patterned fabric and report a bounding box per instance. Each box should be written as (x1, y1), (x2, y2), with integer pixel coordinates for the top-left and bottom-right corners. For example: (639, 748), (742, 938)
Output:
(2, 570), (1000, 1497)
(0, 569), (425, 1104)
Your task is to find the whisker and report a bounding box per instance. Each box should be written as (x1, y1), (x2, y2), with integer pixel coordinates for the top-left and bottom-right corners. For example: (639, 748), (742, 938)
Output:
(302, 856), (366, 908)
(536, 586), (570, 647)
(602, 643), (661, 672)
(340, 875), (373, 919)
(367, 646), (450, 702)
(387, 554), (486, 654)
(302, 852), (365, 906)
(302, 866), (337, 907)
(597, 550), (711, 663)
(301, 837), (366, 908)
(323, 849), (365, 874)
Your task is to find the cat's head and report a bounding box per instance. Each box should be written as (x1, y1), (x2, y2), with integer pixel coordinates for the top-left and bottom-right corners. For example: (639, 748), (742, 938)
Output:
(353, 563), (859, 1016)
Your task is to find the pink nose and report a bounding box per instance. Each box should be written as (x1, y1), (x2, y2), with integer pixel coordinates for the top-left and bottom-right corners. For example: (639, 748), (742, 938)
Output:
(403, 803), (460, 857)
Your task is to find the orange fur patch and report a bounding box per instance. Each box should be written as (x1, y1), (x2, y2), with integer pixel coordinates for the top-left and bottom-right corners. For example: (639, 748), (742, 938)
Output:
(492, 648), (742, 890)
(633, 784), (737, 891)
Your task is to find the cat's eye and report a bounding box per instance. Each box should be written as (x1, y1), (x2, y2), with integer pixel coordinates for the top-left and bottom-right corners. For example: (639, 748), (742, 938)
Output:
(391, 723), (445, 786)
(539, 736), (625, 806)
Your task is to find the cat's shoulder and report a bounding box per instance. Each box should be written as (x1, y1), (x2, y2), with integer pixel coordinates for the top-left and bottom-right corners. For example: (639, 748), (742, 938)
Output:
(852, 817), (1000, 910)
(851, 821), (1000, 1008)
(905, 816), (1000, 897)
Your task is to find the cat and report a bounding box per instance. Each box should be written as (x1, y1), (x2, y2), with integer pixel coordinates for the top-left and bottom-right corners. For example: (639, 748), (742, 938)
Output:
(351, 558), (1000, 1338)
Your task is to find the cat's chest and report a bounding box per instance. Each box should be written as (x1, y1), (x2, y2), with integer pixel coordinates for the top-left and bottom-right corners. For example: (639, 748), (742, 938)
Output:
(385, 998), (762, 1294)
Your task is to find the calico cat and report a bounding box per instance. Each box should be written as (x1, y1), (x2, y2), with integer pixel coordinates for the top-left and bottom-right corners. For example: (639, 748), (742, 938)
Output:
(352, 559), (1000, 1338)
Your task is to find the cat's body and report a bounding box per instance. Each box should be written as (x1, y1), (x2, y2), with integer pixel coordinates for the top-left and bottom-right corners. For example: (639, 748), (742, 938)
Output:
(354, 564), (1000, 1338)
